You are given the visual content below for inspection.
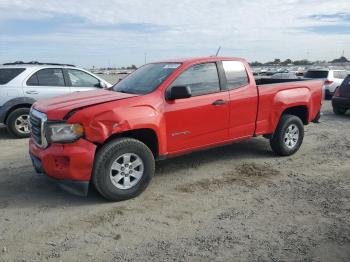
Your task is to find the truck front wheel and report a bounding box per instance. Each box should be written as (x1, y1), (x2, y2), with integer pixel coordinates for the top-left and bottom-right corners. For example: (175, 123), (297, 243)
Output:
(270, 114), (304, 156)
(92, 138), (155, 201)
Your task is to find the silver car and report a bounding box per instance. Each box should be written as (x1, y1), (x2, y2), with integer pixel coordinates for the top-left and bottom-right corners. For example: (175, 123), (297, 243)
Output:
(304, 69), (348, 98)
(0, 62), (111, 138)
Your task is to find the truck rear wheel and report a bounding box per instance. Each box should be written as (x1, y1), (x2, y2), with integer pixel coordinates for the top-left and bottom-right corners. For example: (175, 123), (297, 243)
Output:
(270, 114), (304, 156)
(6, 108), (31, 138)
(92, 138), (155, 201)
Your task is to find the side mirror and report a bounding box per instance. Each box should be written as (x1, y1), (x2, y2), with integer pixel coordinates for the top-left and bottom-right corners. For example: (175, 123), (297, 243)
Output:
(166, 85), (192, 100)
(99, 81), (108, 89)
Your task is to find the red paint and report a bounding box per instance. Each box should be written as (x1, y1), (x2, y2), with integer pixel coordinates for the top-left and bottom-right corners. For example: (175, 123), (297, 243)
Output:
(29, 57), (323, 182)
(29, 138), (96, 181)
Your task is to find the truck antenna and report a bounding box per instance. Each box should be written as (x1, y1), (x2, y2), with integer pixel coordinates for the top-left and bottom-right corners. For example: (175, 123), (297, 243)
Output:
(215, 46), (221, 57)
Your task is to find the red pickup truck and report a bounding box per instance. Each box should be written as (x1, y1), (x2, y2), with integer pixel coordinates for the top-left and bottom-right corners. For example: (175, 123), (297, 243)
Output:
(29, 57), (323, 200)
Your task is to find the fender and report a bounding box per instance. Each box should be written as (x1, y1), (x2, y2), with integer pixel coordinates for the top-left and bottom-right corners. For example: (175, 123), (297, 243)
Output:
(0, 97), (36, 123)
(270, 87), (310, 130)
(66, 100), (165, 154)
(255, 87), (311, 135)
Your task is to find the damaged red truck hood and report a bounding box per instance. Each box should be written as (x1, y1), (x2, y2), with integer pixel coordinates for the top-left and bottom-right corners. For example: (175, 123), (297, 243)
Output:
(33, 90), (138, 120)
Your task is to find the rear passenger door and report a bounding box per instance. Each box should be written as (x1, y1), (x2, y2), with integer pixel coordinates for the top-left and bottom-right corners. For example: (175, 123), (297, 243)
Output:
(222, 61), (258, 139)
(65, 69), (102, 92)
(25, 68), (71, 101)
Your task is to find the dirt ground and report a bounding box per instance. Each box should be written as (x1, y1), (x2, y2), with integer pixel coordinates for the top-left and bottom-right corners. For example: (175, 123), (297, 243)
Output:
(0, 101), (349, 262)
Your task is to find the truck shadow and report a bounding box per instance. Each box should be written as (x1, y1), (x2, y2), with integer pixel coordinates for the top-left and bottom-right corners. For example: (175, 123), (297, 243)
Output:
(0, 170), (106, 209)
(0, 125), (13, 140)
(156, 138), (274, 177)
(0, 138), (273, 209)
(321, 111), (350, 120)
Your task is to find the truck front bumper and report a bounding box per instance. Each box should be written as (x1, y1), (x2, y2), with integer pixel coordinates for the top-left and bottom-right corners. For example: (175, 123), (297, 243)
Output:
(29, 138), (97, 196)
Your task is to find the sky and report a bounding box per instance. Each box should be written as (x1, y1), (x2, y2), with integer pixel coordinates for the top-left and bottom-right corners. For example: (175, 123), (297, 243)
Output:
(0, 0), (349, 67)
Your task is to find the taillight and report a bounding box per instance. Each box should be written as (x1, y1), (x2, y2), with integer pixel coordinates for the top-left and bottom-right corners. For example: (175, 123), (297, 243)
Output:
(324, 80), (333, 85)
(334, 87), (341, 97)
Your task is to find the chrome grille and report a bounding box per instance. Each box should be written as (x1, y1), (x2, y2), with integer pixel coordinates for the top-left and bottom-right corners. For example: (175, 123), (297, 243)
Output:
(29, 108), (48, 148)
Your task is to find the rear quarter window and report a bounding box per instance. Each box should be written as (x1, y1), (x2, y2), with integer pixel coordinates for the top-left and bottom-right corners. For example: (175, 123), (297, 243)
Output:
(304, 71), (328, 78)
(0, 68), (25, 85)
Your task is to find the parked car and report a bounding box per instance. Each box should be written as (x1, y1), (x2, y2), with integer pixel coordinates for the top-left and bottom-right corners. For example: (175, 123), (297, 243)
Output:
(0, 62), (112, 138)
(29, 57), (323, 201)
(332, 74), (350, 115)
(271, 72), (300, 79)
(304, 69), (348, 98)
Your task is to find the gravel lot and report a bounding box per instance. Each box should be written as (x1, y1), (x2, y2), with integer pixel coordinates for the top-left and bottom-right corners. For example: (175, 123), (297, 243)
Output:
(0, 101), (349, 261)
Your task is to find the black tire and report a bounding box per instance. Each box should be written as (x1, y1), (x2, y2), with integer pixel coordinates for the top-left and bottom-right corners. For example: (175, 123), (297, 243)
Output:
(6, 108), (31, 138)
(92, 138), (155, 201)
(270, 114), (304, 156)
(333, 106), (346, 115)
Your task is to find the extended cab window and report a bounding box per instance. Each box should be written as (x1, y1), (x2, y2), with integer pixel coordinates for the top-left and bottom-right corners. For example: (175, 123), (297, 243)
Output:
(223, 61), (249, 89)
(171, 63), (220, 96)
(67, 69), (100, 87)
(27, 68), (65, 86)
(0, 68), (25, 85)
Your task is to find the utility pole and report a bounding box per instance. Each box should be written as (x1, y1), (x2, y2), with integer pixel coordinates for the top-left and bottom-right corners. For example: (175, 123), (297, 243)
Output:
(144, 53), (147, 64)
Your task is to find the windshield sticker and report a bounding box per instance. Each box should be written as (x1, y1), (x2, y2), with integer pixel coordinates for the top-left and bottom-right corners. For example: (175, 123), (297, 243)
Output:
(163, 64), (181, 69)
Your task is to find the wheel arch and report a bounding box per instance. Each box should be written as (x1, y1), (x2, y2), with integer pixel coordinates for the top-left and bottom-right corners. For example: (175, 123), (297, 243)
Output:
(281, 105), (309, 125)
(99, 128), (159, 158)
(2, 97), (35, 124)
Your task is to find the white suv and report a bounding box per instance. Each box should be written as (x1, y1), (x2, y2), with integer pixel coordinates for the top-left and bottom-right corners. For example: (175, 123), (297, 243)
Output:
(304, 69), (348, 98)
(0, 62), (111, 138)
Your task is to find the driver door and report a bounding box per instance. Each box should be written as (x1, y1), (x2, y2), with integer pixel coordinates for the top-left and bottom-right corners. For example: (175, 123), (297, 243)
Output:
(164, 62), (230, 154)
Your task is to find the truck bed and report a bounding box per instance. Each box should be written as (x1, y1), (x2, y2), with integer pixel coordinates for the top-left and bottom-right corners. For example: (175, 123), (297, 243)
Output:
(254, 79), (324, 136)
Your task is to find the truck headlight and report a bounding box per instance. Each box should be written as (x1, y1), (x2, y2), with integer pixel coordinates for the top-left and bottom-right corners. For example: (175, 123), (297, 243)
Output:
(46, 123), (84, 143)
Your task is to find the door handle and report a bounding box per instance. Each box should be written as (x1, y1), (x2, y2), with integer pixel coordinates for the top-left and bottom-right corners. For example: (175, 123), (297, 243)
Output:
(26, 90), (39, 95)
(212, 99), (227, 106)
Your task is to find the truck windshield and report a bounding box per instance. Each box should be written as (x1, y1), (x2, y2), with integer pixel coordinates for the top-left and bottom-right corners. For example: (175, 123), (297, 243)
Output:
(113, 63), (181, 94)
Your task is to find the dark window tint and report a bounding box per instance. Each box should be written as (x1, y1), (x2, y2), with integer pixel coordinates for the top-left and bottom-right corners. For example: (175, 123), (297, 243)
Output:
(222, 61), (249, 89)
(27, 69), (65, 86)
(304, 70), (328, 78)
(68, 69), (100, 87)
(27, 73), (39, 86)
(333, 71), (348, 79)
(171, 63), (220, 96)
(113, 63), (180, 94)
(0, 68), (25, 85)
(339, 75), (350, 98)
(341, 75), (350, 87)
